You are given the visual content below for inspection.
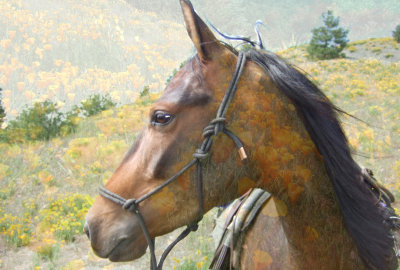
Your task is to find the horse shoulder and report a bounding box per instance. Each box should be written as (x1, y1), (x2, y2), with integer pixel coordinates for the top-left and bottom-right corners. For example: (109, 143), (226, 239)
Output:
(239, 197), (366, 270)
(239, 197), (290, 269)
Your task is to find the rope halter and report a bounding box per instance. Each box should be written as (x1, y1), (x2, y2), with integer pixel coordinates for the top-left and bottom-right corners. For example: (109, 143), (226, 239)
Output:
(99, 51), (247, 270)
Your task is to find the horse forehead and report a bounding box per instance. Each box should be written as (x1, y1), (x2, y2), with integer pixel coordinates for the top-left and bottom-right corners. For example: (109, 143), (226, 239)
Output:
(158, 65), (208, 106)
(162, 76), (196, 103)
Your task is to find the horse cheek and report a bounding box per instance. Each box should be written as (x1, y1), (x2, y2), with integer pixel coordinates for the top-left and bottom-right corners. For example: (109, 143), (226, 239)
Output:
(212, 135), (234, 164)
(149, 187), (177, 215)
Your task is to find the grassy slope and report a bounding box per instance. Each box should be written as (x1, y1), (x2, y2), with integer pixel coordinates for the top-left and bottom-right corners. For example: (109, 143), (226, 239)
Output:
(279, 39), (400, 188)
(345, 37), (400, 63)
(0, 95), (215, 269)
(0, 0), (399, 268)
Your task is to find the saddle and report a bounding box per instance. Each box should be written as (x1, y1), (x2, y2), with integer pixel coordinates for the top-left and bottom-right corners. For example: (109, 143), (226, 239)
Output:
(210, 188), (272, 270)
(210, 167), (400, 270)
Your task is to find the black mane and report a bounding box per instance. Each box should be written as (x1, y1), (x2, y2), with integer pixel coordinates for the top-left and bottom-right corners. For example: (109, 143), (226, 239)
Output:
(246, 49), (399, 270)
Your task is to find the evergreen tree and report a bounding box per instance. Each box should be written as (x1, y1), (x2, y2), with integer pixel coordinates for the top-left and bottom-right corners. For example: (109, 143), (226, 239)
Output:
(307, 10), (349, 60)
(0, 88), (5, 128)
(393, 24), (400, 43)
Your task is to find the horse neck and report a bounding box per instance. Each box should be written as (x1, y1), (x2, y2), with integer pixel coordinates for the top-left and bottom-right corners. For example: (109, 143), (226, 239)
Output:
(230, 64), (360, 266)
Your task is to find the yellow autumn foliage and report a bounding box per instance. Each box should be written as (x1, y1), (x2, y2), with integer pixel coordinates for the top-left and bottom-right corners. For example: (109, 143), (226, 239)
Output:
(0, 164), (10, 180)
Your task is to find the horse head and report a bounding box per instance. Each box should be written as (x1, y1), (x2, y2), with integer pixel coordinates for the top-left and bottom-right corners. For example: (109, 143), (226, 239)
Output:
(84, 0), (260, 262)
(85, 1), (399, 269)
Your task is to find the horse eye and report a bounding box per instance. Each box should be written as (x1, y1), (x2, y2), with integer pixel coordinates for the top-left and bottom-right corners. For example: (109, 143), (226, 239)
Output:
(152, 112), (174, 126)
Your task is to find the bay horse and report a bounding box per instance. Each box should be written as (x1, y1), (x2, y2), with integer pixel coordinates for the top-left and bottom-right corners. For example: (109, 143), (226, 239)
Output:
(84, 0), (399, 269)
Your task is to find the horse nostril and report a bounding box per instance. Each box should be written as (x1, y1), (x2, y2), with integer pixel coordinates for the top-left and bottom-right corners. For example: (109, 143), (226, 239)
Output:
(84, 222), (90, 240)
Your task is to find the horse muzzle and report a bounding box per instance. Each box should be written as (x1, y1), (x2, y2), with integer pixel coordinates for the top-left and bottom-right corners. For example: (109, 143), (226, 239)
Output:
(84, 213), (149, 262)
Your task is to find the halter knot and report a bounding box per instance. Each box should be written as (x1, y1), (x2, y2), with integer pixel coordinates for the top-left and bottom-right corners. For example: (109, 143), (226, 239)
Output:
(202, 117), (226, 138)
(123, 198), (139, 213)
(193, 148), (209, 160)
(210, 117), (226, 135)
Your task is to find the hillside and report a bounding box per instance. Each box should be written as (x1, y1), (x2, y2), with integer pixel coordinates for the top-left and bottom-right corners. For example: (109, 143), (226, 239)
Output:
(0, 0), (191, 121)
(345, 37), (400, 62)
(0, 0), (400, 269)
(0, 39), (399, 269)
(279, 38), (399, 183)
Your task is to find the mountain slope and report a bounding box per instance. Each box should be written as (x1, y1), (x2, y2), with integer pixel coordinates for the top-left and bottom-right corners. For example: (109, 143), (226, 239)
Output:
(0, 0), (191, 120)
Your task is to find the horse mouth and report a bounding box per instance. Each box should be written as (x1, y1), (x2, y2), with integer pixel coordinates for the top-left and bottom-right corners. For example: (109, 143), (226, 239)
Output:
(96, 236), (148, 262)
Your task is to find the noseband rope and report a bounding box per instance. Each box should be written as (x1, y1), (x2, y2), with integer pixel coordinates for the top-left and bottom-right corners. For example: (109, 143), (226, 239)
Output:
(99, 51), (247, 270)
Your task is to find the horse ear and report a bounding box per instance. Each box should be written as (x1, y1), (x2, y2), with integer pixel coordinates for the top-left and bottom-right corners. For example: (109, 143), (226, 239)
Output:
(180, 0), (223, 61)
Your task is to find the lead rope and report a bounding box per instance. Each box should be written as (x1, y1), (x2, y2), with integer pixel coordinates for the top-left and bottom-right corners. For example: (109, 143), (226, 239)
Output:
(99, 51), (247, 270)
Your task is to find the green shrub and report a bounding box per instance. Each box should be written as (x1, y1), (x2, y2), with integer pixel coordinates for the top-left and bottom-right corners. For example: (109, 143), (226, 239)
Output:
(137, 85), (151, 105)
(393, 24), (400, 43)
(385, 53), (394, 59)
(79, 94), (116, 117)
(3, 100), (78, 143)
(6, 101), (65, 141)
(307, 10), (349, 60)
(0, 88), (5, 128)
(139, 85), (150, 98)
(371, 47), (382, 54)
(0, 94), (115, 143)
(60, 107), (81, 136)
